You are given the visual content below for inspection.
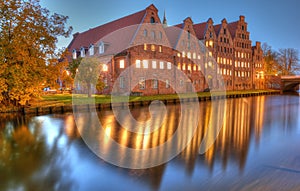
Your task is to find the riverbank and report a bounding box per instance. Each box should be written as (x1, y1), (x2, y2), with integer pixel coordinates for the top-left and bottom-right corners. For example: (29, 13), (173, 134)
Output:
(2, 90), (280, 115)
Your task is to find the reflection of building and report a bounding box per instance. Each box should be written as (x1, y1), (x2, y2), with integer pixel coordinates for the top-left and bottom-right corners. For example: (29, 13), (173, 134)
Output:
(68, 4), (265, 95)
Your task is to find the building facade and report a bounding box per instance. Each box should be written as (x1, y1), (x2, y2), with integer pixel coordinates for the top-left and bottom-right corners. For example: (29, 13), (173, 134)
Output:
(68, 4), (265, 95)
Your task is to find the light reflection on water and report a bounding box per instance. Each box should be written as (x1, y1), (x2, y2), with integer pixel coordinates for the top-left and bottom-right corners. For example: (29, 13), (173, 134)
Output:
(1, 95), (300, 191)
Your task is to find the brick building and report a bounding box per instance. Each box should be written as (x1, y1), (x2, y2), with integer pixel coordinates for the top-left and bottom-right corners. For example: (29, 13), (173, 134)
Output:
(68, 4), (265, 95)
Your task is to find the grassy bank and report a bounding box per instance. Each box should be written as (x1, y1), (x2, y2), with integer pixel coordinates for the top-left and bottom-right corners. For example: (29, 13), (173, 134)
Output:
(39, 89), (280, 106)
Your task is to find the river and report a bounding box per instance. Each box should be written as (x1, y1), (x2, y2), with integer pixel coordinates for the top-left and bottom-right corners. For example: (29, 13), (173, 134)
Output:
(1, 94), (300, 191)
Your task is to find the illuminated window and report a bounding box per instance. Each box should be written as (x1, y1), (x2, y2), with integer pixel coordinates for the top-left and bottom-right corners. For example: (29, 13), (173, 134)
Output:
(182, 63), (186, 70)
(177, 63), (181, 70)
(188, 64), (191, 71)
(102, 64), (108, 72)
(193, 64), (197, 71)
(167, 62), (172, 70)
(182, 51), (186, 57)
(208, 61), (212, 68)
(153, 79), (158, 89)
(209, 40), (213, 47)
(177, 53), (181, 57)
(151, 44), (155, 51)
(139, 77), (145, 89)
(193, 53), (196, 59)
(187, 52), (191, 59)
(136, 60), (141, 68)
(205, 63), (207, 68)
(152, 61), (157, 69)
(119, 59), (125, 68)
(144, 43), (147, 51)
(198, 65), (201, 71)
(159, 61), (164, 69)
(143, 60), (148, 68)
(223, 68), (226, 75)
(217, 57), (220, 63)
(223, 58), (226, 64)
(205, 41), (209, 47)
(198, 55), (201, 60)
(158, 46), (162, 52)
(209, 51), (212, 57)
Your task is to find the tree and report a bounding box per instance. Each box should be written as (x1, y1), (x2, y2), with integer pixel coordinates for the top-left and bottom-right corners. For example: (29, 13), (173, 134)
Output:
(262, 43), (280, 75)
(277, 48), (300, 75)
(75, 57), (103, 97)
(0, 0), (72, 108)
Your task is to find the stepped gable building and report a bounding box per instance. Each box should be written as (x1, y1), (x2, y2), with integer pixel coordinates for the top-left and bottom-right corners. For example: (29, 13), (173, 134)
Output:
(68, 4), (264, 95)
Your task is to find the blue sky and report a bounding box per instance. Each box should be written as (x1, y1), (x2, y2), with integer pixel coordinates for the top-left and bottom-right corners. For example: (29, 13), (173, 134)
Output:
(40, 0), (300, 52)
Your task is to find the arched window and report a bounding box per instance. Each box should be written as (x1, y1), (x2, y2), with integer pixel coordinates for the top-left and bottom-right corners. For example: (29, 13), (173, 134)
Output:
(150, 17), (155, 24)
(89, 44), (94, 56)
(80, 47), (85, 57)
(72, 49), (77, 59)
(151, 31), (156, 39)
(143, 29), (148, 37)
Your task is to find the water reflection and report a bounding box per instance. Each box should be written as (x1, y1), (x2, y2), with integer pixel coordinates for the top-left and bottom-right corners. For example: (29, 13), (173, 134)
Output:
(1, 95), (300, 190)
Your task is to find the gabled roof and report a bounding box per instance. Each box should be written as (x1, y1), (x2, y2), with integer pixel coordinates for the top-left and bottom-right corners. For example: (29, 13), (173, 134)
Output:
(227, 21), (239, 38)
(68, 9), (146, 51)
(193, 22), (207, 40)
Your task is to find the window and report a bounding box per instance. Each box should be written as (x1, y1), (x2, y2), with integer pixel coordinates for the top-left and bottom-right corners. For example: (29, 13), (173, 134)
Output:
(151, 44), (155, 51)
(150, 17), (155, 24)
(166, 80), (170, 88)
(119, 76), (125, 88)
(209, 32), (212, 38)
(136, 60), (141, 68)
(177, 63), (181, 70)
(193, 64), (197, 71)
(72, 49), (77, 59)
(103, 64), (108, 72)
(224, 29), (227, 35)
(209, 40), (213, 47)
(152, 61), (157, 69)
(99, 42), (104, 54)
(144, 43), (147, 51)
(182, 51), (186, 57)
(119, 59), (125, 68)
(167, 62), (172, 70)
(144, 29), (148, 37)
(89, 44), (94, 56)
(139, 77), (145, 89)
(180, 79), (184, 86)
(188, 31), (191, 40)
(159, 31), (162, 39)
(142, 60), (148, 69)
(151, 31), (156, 39)
(188, 64), (191, 71)
(153, 79), (158, 89)
(159, 61), (164, 69)
(187, 52), (191, 59)
(193, 53), (196, 59)
(80, 47), (85, 57)
(158, 45), (162, 53)
(182, 63), (186, 70)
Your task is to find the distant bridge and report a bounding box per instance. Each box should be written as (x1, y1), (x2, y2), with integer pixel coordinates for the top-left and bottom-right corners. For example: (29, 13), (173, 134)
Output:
(281, 75), (300, 92)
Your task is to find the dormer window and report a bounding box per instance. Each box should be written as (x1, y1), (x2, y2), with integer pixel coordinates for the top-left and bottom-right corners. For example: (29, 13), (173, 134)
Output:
(89, 44), (94, 56)
(99, 42), (104, 54)
(150, 17), (155, 24)
(80, 47), (85, 57)
(72, 49), (77, 59)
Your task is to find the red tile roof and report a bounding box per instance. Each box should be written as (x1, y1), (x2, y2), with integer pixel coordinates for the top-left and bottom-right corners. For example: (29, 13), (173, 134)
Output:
(227, 21), (239, 38)
(214, 24), (222, 36)
(193, 22), (207, 40)
(68, 9), (146, 51)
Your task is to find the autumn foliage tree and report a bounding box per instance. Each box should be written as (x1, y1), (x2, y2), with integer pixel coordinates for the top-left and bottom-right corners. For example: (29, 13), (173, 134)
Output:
(0, 0), (72, 109)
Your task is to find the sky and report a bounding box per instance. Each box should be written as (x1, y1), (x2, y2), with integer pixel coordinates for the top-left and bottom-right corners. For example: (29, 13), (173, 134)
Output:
(40, 0), (300, 52)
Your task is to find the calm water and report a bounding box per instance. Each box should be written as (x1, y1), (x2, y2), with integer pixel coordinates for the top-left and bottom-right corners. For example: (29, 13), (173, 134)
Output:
(1, 95), (300, 191)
